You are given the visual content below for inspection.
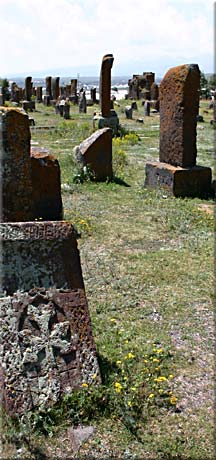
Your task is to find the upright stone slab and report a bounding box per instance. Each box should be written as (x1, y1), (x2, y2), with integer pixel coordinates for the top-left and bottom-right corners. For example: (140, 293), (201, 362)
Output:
(99, 54), (114, 118)
(74, 127), (112, 180)
(144, 64), (212, 198)
(0, 107), (34, 221)
(36, 86), (43, 102)
(159, 64), (200, 168)
(25, 76), (32, 102)
(52, 77), (60, 100)
(46, 76), (52, 98)
(0, 221), (101, 415)
(0, 107), (63, 221)
(94, 54), (119, 134)
(79, 90), (87, 113)
(30, 147), (63, 220)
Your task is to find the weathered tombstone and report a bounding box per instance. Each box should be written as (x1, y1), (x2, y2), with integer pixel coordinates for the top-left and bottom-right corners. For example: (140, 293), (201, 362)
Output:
(99, 54), (114, 117)
(125, 105), (133, 119)
(131, 101), (138, 110)
(36, 86), (43, 102)
(0, 107), (62, 221)
(70, 79), (78, 103)
(0, 221), (101, 414)
(74, 127), (113, 180)
(94, 54), (119, 134)
(30, 147), (63, 220)
(150, 82), (159, 101)
(0, 107), (34, 222)
(66, 85), (72, 98)
(79, 90), (87, 113)
(144, 64), (212, 197)
(90, 87), (97, 104)
(46, 76), (52, 98)
(25, 76), (32, 102)
(52, 77), (60, 100)
(63, 101), (70, 119)
(144, 100), (150, 116)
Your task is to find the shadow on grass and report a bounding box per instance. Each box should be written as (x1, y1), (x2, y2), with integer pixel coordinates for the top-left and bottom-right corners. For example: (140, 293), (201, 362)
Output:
(108, 175), (131, 187)
(97, 353), (119, 385)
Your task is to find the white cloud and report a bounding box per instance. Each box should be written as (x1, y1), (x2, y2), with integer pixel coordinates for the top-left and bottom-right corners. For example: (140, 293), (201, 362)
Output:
(0, 0), (214, 76)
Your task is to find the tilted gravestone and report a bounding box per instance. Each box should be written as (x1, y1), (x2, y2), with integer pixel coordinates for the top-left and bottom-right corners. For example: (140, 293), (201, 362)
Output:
(145, 64), (212, 197)
(74, 127), (113, 180)
(0, 221), (101, 415)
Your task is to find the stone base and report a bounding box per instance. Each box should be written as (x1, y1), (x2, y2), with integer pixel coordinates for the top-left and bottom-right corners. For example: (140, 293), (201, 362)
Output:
(22, 100), (35, 111)
(0, 222), (101, 414)
(93, 110), (119, 135)
(145, 161), (212, 198)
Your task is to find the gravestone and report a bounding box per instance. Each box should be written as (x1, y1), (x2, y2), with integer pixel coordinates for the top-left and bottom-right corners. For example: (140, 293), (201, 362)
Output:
(46, 76), (52, 98)
(90, 87), (97, 104)
(99, 54), (114, 117)
(144, 100), (150, 116)
(70, 79), (78, 103)
(30, 147), (63, 220)
(0, 221), (101, 415)
(150, 82), (159, 100)
(0, 107), (63, 221)
(94, 54), (119, 134)
(145, 64), (212, 197)
(79, 90), (87, 113)
(25, 76), (32, 102)
(74, 127), (113, 180)
(36, 86), (43, 102)
(125, 105), (133, 119)
(0, 107), (34, 222)
(52, 77), (60, 100)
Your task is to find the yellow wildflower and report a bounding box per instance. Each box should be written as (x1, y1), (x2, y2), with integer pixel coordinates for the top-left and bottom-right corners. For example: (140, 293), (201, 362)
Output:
(148, 393), (155, 399)
(170, 395), (178, 405)
(82, 383), (88, 388)
(114, 382), (123, 393)
(169, 374), (174, 379)
(156, 348), (163, 353)
(116, 360), (122, 365)
(127, 401), (132, 407)
(152, 358), (160, 363)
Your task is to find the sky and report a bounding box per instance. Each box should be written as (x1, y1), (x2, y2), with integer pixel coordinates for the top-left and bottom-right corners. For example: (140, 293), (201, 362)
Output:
(0, 0), (214, 78)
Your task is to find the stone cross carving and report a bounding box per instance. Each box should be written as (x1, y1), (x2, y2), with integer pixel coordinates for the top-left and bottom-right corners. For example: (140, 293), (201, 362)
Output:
(99, 54), (114, 117)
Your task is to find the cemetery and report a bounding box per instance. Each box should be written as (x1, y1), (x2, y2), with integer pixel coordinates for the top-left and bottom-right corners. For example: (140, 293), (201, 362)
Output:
(0, 58), (214, 459)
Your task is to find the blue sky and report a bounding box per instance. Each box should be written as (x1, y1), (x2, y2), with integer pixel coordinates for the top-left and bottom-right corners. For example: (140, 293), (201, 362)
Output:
(0, 0), (214, 78)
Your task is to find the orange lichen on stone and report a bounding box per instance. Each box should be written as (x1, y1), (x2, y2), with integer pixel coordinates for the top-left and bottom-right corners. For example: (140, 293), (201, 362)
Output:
(159, 64), (200, 168)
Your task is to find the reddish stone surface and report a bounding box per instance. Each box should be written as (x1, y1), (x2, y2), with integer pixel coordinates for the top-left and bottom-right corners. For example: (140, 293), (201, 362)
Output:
(1, 107), (63, 222)
(159, 64), (200, 168)
(99, 54), (114, 117)
(75, 127), (113, 180)
(1, 107), (34, 222)
(0, 222), (101, 414)
(52, 77), (60, 100)
(145, 161), (212, 198)
(31, 147), (63, 220)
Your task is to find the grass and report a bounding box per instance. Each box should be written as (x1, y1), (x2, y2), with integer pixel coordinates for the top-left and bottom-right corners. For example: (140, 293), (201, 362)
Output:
(2, 98), (215, 459)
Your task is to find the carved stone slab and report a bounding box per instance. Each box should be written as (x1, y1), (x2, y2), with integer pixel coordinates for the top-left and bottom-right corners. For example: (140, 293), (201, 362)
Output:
(0, 222), (100, 414)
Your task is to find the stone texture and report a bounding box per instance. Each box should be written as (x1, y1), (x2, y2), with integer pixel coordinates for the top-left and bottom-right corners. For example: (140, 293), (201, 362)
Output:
(46, 76), (52, 97)
(79, 90), (87, 113)
(159, 64), (200, 168)
(74, 127), (112, 180)
(30, 147), (63, 220)
(99, 54), (114, 117)
(145, 161), (212, 198)
(0, 107), (63, 222)
(0, 221), (101, 415)
(0, 107), (34, 222)
(52, 77), (60, 100)
(144, 100), (150, 116)
(128, 72), (155, 100)
(25, 76), (32, 102)
(36, 86), (43, 102)
(150, 82), (159, 100)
